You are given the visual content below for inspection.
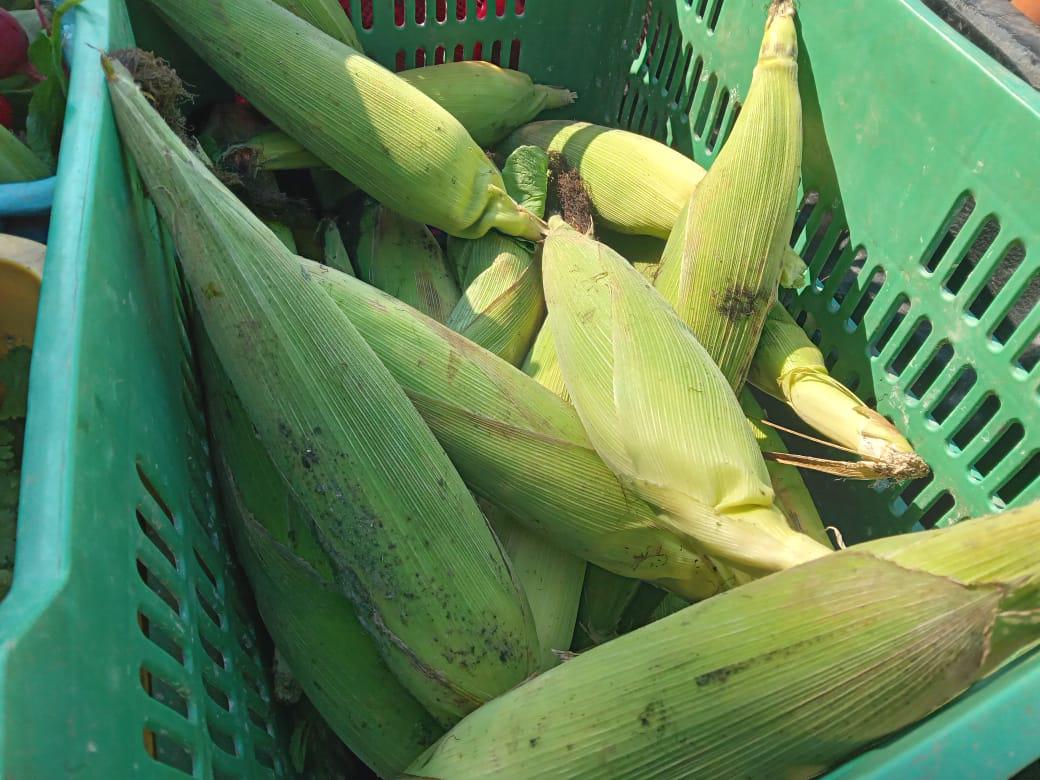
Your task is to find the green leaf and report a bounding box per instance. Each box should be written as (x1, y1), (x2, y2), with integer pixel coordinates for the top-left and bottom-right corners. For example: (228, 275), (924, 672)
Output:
(20, 1), (83, 165)
(23, 75), (60, 169)
(502, 145), (549, 220)
(25, 31), (54, 85)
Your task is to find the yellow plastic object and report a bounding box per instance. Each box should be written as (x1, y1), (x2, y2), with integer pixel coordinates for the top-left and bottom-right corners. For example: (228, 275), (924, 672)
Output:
(0, 234), (45, 355)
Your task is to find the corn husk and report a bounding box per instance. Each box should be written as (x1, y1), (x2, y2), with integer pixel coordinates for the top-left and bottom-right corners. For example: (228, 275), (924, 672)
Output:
(780, 245), (808, 288)
(520, 322), (569, 401)
(573, 565), (643, 647)
(0, 125), (51, 184)
(354, 200), (460, 323)
(441, 145), (580, 663)
(598, 229), (666, 268)
(400, 61), (576, 148)
(407, 504), (1040, 779)
(264, 220), (297, 252)
(740, 389), (830, 545)
(750, 304), (931, 480)
(604, 256), (828, 559)
(447, 146), (548, 364)
(272, 0), (362, 49)
(299, 258), (726, 599)
(199, 333), (440, 776)
(543, 217), (830, 575)
(445, 233), (545, 364)
(618, 250), (802, 289)
(625, 245), (805, 288)
(105, 56), (538, 725)
(645, 592), (691, 624)
(144, 0), (542, 239)
(498, 120), (705, 238)
(483, 502), (584, 668)
(310, 166), (358, 211)
(320, 217), (354, 276)
(227, 129), (325, 171)
(223, 62), (575, 176)
(655, 2), (802, 391)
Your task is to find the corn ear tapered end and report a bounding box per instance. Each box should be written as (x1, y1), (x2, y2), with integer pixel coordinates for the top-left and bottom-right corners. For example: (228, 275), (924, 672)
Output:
(762, 1), (798, 61)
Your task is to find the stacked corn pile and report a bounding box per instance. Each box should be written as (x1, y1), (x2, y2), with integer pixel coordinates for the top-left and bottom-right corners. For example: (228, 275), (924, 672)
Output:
(102, 0), (1037, 776)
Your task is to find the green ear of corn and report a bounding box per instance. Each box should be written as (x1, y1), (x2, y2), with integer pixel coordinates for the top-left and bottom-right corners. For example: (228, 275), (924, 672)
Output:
(354, 201), (461, 323)
(749, 304), (931, 480)
(440, 134), (581, 667)
(227, 129), (326, 171)
(573, 565), (643, 648)
(199, 334), (441, 776)
(483, 503), (585, 668)
(498, 120), (705, 238)
(320, 218), (355, 276)
(445, 232), (546, 364)
(222, 63), (574, 176)
(543, 217), (830, 575)
(400, 61), (576, 147)
(590, 240), (832, 557)
(298, 259), (725, 599)
(598, 229), (666, 268)
(780, 246), (809, 288)
(655, 3), (802, 391)
(0, 124), (52, 184)
(740, 389), (830, 545)
(447, 146), (549, 364)
(144, 0), (542, 240)
(521, 323), (569, 401)
(406, 503), (1040, 779)
(271, 0), (363, 49)
(264, 220), (298, 252)
(106, 57), (538, 725)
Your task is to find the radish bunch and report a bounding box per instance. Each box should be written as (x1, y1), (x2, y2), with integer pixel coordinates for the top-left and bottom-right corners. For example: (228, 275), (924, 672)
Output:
(0, 9), (30, 80)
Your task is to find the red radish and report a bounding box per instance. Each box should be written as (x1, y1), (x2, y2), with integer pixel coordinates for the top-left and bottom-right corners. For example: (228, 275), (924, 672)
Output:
(0, 9), (30, 79)
(0, 95), (13, 130)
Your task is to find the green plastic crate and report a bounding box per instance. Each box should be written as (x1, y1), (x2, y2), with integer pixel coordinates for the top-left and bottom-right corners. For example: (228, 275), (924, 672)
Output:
(2, 0), (1038, 777)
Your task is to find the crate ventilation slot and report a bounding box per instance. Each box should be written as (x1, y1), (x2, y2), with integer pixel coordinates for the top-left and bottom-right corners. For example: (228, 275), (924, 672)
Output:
(620, 1), (735, 155)
(395, 40), (522, 71)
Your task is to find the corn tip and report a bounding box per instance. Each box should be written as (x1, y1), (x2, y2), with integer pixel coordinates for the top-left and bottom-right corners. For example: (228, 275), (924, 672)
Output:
(100, 52), (117, 80)
(762, 1), (798, 61)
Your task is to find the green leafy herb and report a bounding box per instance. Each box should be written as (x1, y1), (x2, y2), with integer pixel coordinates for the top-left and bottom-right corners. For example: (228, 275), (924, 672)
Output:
(22, 0), (83, 168)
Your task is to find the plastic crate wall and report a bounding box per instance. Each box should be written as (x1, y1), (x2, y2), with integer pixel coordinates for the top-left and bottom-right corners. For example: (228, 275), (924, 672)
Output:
(0, 3), (286, 777)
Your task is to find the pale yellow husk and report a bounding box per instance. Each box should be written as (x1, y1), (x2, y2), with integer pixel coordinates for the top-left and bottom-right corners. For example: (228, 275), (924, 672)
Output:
(749, 304), (931, 480)
(406, 500), (1040, 779)
(144, 0), (543, 239)
(655, 3), (802, 391)
(542, 217), (830, 576)
(498, 120), (706, 238)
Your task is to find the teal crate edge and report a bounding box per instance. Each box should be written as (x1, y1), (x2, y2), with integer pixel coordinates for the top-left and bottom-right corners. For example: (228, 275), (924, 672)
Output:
(0, 3), (96, 648)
